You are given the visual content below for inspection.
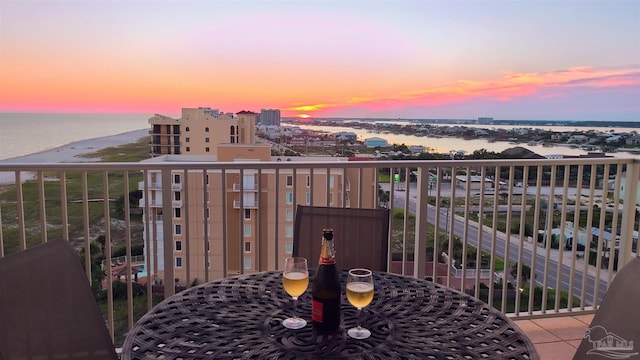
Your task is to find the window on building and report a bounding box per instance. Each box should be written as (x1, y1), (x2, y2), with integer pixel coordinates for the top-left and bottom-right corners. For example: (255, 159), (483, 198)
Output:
(205, 174), (209, 185)
(174, 191), (181, 201)
(285, 225), (293, 238)
(285, 241), (293, 254)
(286, 192), (293, 204)
(205, 127), (210, 132)
(186, 146), (190, 152)
(244, 241), (251, 253)
(306, 175), (310, 187)
(330, 175), (335, 188)
(244, 224), (252, 237)
(286, 175), (293, 187)
(205, 208), (210, 219)
(244, 209), (251, 219)
(286, 208), (293, 221)
(185, 127), (190, 132)
(175, 224), (182, 235)
(174, 174), (181, 184)
(244, 257), (252, 270)
(205, 137), (210, 143)
(306, 192), (311, 204)
(175, 241), (182, 251)
(230, 126), (239, 143)
(174, 208), (181, 218)
(205, 147), (210, 152)
(185, 137), (190, 142)
(176, 257), (183, 267)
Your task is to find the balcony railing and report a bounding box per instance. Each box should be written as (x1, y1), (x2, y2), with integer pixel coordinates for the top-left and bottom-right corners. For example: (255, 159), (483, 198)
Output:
(0, 157), (638, 347)
(232, 182), (258, 191)
(232, 199), (259, 208)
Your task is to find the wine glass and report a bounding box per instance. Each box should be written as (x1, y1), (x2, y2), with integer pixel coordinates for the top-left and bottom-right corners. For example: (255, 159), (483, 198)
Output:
(346, 268), (374, 339)
(282, 257), (309, 329)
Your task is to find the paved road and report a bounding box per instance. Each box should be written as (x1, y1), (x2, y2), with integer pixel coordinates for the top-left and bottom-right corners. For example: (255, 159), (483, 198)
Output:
(388, 183), (609, 305)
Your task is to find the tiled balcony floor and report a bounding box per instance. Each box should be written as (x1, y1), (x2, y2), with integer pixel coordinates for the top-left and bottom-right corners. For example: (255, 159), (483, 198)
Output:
(513, 314), (594, 360)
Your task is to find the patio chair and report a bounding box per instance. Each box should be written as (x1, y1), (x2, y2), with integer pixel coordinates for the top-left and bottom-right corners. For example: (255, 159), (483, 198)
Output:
(572, 256), (640, 359)
(0, 239), (118, 360)
(293, 205), (391, 271)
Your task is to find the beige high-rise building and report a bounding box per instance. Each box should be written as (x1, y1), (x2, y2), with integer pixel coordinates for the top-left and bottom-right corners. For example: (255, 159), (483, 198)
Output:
(143, 108), (377, 285)
(149, 107), (255, 157)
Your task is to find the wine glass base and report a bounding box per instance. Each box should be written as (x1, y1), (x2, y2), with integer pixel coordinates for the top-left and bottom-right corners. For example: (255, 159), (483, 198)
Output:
(347, 326), (371, 339)
(282, 317), (307, 329)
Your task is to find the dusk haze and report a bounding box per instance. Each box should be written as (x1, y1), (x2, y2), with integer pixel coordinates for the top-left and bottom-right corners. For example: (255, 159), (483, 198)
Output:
(1, 0), (639, 121)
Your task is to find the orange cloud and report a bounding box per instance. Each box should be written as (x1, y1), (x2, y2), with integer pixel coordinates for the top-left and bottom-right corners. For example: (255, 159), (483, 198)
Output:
(284, 65), (639, 117)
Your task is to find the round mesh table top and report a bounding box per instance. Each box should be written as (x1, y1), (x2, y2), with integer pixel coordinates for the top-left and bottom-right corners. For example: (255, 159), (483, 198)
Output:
(122, 270), (538, 359)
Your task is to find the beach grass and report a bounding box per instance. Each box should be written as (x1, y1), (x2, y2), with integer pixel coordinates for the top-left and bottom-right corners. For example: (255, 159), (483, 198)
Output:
(79, 136), (150, 162)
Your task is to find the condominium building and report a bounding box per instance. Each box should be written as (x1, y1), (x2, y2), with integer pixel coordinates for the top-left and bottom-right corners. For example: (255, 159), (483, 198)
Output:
(149, 107), (255, 157)
(143, 108), (377, 285)
(258, 108), (281, 126)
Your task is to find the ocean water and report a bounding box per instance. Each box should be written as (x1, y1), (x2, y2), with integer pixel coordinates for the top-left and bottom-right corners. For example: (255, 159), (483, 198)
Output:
(0, 113), (150, 160)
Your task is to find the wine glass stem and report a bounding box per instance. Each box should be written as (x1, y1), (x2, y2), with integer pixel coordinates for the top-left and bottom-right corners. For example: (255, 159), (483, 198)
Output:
(356, 308), (362, 329)
(292, 297), (298, 319)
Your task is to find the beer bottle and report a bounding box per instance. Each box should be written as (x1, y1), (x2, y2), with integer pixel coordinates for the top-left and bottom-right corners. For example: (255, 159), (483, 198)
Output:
(311, 228), (341, 333)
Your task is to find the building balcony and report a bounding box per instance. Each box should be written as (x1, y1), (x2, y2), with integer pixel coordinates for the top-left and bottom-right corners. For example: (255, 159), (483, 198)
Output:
(138, 181), (162, 190)
(232, 183), (258, 191)
(0, 157), (638, 357)
(232, 199), (258, 208)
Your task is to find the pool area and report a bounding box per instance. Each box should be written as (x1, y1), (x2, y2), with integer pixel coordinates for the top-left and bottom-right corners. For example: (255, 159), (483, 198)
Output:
(135, 264), (148, 278)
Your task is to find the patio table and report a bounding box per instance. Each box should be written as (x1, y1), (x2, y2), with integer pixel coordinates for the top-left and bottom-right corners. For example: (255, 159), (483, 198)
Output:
(122, 270), (538, 359)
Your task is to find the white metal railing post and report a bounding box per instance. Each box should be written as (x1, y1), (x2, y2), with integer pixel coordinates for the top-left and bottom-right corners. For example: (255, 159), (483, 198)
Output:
(619, 159), (640, 266)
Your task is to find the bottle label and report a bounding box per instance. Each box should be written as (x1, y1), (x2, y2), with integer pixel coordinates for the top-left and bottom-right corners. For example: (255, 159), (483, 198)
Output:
(318, 256), (336, 265)
(311, 299), (323, 322)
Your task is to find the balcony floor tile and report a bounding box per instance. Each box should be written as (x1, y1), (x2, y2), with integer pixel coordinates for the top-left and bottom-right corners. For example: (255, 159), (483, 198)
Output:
(514, 314), (594, 360)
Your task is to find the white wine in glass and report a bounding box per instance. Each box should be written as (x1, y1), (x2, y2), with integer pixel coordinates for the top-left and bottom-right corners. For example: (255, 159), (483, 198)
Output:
(346, 268), (374, 339)
(282, 257), (309, 329)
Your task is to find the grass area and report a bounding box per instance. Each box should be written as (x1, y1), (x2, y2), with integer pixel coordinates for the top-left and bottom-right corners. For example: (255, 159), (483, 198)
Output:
(82, 136), (151, 162)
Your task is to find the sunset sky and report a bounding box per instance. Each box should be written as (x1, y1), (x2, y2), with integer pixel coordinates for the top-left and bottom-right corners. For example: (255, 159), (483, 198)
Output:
(1, 0), (638, 121)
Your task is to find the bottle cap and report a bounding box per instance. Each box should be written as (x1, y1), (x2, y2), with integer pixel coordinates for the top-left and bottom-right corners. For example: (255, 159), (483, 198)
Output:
(322, 228), (334, 240)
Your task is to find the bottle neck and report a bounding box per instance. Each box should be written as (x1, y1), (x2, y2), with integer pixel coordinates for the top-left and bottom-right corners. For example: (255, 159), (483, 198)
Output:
(319, 239), (336, 265)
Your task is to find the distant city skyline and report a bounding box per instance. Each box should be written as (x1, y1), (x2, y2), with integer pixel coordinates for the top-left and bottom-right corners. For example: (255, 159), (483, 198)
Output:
(0, 1), (638, 121)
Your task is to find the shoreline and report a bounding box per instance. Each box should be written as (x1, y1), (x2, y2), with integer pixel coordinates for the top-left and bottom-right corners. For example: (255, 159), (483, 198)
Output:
(0, 129), (149, 184)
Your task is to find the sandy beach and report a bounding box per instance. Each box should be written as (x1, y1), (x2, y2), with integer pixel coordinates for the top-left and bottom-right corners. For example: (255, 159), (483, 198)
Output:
(0, 129), (148, 184)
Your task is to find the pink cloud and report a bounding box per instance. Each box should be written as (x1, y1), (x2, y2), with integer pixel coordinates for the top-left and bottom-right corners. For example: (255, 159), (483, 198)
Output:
(290, 65), (640, 117)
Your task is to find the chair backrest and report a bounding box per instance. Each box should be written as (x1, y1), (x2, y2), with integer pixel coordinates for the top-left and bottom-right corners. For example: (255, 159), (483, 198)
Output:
(0, 239), (118, 360)
(572, 256), (640, 359)
(293, 205), (391, 271)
